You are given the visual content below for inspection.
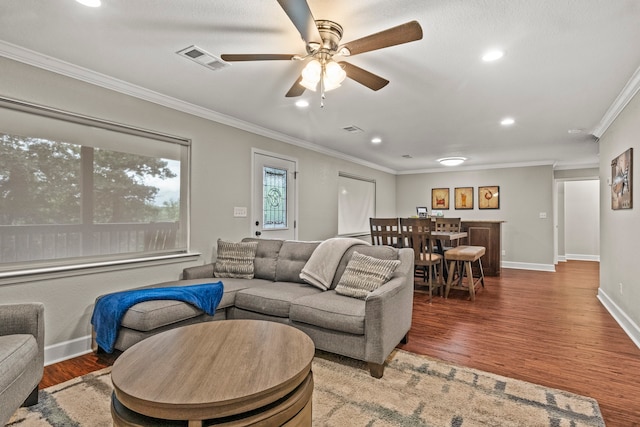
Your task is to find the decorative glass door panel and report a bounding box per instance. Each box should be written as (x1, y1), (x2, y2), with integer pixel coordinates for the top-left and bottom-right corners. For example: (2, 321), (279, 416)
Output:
(263, 166), (287, 229)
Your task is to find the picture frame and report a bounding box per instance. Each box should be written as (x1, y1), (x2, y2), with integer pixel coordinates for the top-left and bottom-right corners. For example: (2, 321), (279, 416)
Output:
(611, 148), (633, 210)
(416, 206), (428, 218)
(478, 186), (500, 209)
(431, 188), (450, 210)
(455, 187), (474, 209)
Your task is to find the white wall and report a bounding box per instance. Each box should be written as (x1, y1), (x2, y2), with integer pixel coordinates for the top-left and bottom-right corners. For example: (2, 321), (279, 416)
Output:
(0, 57), (397, 361)
(564, 180), (600, 260)
(396, 165), (555, 269)
(556, 181), (566, 260)
(598, 87), (640, 346)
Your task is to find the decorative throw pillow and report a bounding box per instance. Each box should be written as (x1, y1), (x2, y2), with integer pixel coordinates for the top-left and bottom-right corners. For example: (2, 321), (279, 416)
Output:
(214, 239), (258, 279)
(335, 251), (400, 300)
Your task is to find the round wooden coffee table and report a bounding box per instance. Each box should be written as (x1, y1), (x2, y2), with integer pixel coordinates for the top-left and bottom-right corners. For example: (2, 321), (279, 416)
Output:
(110, 319), (315, 426)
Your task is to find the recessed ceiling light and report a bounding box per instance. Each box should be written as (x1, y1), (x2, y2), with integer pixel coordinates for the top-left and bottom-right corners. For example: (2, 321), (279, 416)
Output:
(500, 117), (515, 126)
(371, 137), (382, 144)
(567, 129), (584, 134)
(438, 157), (466, 166)
(482, 50), (504, 62)
(76, 0), (101, 7)
(295, 100), (309, 108)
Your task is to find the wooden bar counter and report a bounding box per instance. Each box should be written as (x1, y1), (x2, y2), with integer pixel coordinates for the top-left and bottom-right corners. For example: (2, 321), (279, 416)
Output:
(460, 220), (504, 277)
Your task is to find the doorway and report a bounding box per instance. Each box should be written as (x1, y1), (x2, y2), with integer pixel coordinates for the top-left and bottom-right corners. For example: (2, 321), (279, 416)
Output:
(252, 149), (298, 240)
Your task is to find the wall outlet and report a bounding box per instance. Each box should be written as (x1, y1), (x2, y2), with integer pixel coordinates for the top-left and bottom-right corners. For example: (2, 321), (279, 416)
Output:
(539, 212), (547, 219)
(233, 207), (247, 217)
(502, 250), (506, 256)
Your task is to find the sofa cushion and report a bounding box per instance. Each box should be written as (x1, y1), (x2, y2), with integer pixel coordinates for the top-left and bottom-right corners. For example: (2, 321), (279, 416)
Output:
(331, 245), (399, 290)
(290, 291), (365, 335)
(242, 238), (283, 281)
(335, 252), (401, 300)
(214, 239), (258, 279)
(275, 240), (321, 283)
(235, 282), (322, 318)
(0, 334), (37, 391)
(121, 279), (271, 331)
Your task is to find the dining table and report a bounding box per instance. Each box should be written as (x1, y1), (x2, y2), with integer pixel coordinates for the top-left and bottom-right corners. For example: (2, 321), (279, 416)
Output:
(430, 230), (468, 254)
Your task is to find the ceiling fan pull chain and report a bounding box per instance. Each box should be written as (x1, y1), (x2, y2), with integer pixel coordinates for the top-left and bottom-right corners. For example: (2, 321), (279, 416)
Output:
(320, 72), (326, 108)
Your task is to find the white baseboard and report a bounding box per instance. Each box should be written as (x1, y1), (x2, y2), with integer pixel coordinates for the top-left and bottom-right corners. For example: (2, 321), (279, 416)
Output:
(501, 261), (556, 272)
(557, 255), (567, 262)
(565, 254), (600, 262)
(44, 335), (93, 366)
(598, 289), (640, 350)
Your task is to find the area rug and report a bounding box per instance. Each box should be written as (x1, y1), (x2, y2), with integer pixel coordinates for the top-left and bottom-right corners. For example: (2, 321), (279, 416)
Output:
(9, 349), (604, 426)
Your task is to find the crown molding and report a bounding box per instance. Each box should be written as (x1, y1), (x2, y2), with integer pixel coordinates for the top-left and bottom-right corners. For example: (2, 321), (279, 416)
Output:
(0, 41), (396, 175)
(591, 64), (640, 138)
(396, 160), (557, 175)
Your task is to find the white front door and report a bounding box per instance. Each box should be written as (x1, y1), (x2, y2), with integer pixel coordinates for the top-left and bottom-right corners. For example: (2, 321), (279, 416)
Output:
(252, 150), (297, 240)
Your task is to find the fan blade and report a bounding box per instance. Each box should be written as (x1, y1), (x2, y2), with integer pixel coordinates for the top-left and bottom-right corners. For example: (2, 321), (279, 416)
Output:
(340, 62), (389, 91)
(285, 75), (306, 97)
(277, 0), (322, 44)
(341, 21), (423, 56)
(221, 54), (297, 61)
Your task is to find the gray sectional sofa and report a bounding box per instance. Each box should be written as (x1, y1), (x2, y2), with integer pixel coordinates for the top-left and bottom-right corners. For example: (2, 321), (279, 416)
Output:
(0, 303), (45, 426)
(94, 238), (414, 377)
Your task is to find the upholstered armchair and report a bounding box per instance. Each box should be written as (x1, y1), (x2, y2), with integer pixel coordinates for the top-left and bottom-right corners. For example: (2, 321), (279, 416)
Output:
(0, 303), (45, 425)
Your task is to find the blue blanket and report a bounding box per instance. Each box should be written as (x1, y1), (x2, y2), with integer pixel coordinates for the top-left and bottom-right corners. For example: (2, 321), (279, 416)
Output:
(91, 282), (224, 353)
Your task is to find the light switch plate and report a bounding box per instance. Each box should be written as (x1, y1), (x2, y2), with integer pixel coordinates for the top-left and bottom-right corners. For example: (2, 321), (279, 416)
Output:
(233, 207), (247, 217)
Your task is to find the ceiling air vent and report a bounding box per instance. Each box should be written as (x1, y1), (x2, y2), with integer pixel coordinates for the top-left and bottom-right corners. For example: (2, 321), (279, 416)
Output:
(342, 125), (363, 133)
(177, 45), (230, 72)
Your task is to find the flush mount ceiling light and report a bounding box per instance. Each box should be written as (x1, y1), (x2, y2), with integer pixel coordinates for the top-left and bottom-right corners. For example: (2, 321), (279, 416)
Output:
(438, 157), (466, 166)
(482, 49), (504, 62)
(371, 137), (382, 144)
(500, 117), (515, 126)
(295, 100), (309, 108)
(75, 0), (101, 7)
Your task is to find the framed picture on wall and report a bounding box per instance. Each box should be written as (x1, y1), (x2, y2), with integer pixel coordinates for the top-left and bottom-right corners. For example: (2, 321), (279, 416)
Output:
(478, 186), (500, 209)
(455, 187), (474, 209)
(611, 148), (633, 210)
(431, 188), (450, 210)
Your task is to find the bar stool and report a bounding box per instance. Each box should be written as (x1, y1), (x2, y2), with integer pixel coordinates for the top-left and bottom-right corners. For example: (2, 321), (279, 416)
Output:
(444, 245), (485, 301)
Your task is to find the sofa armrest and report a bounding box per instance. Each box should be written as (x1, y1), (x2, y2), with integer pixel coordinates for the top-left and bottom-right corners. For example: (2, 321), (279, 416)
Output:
(183, 263), (215, 279)
(0, 303), (45, 367)
(363, 251), (414, 365)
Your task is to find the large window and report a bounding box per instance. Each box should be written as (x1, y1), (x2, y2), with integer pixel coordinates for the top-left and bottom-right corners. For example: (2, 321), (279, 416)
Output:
(0, 97), (189, 275)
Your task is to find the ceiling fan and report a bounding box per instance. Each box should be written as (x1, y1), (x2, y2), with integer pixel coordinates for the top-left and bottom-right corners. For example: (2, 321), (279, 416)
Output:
(221, 0), (423, 99)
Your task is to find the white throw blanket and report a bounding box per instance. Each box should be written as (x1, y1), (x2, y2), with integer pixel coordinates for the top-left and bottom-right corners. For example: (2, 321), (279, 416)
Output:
(300, 237), (368, 290)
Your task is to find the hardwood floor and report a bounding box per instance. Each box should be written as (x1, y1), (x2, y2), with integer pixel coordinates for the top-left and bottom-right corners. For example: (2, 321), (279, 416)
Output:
(41, 261), (640, 426)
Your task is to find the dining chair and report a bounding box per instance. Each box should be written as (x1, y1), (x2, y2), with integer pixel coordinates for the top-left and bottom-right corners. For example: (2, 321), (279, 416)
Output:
(369, 218), (400, 247)
(399, 217), (444, 302)
(435, 217), (462, 249)
(434, 217), (462, 279)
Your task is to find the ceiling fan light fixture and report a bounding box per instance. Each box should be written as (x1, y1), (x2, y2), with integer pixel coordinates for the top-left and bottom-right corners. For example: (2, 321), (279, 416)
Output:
(300, 59), (322, 91)
(438, 157), (466, 167)
(323, 61), (346, 91)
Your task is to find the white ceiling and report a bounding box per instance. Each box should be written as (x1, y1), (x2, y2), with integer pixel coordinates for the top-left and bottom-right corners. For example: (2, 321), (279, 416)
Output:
(2, 0), (640, 173)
